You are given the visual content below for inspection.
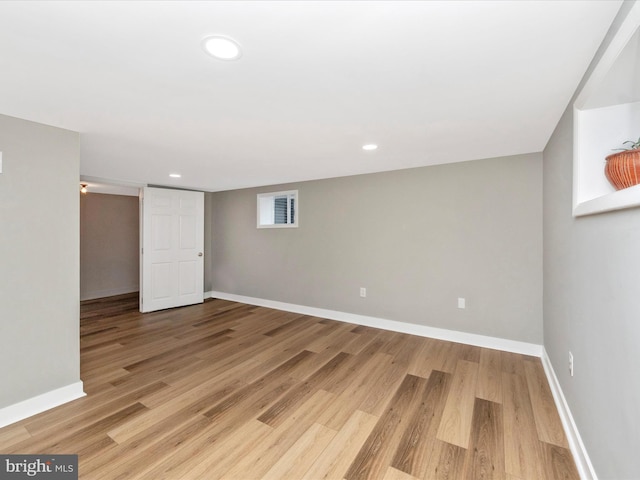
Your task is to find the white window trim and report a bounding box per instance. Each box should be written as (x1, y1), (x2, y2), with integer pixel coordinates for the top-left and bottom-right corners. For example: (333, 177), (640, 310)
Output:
(257, 189), (299, 228)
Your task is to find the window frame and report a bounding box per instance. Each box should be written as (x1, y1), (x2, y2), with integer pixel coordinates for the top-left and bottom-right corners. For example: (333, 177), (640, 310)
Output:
(256, 189), (299, 228)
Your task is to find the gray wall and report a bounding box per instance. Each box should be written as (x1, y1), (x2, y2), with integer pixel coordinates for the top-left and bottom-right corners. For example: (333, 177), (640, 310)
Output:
(0, 114), (81, 408)
(543, 3), (640, 477)
(212, 153), (543, 344)
(80, 193), (139, 301)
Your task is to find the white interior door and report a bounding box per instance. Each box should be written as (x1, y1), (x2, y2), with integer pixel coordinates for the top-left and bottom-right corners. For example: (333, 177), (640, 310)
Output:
(140, 187), (204, 313)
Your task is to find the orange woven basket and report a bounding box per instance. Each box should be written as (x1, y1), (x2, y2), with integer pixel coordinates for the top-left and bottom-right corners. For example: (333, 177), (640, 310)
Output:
(604, 149), (640, 190)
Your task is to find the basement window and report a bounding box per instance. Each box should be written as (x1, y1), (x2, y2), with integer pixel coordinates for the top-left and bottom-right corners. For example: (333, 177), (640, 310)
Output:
(257, 190), (298, 228)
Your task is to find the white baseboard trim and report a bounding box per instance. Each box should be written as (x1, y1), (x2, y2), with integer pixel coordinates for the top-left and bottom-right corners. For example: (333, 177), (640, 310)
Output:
(541, 348), (596, 480)
(209, 291), (542, 357)
(0, 381), (86, 429)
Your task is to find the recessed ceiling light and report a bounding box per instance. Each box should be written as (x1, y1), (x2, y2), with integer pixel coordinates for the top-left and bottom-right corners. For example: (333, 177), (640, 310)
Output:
(202, 35), (242, 61)
(362, 144), (378, 151)
(169, 173), (181, 178)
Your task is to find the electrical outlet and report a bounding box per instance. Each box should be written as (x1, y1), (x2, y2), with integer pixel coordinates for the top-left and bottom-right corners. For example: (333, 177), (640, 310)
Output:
(360, 287), (366, 298)
(569, 351), (574, 377)
(457, 297), (465, 309)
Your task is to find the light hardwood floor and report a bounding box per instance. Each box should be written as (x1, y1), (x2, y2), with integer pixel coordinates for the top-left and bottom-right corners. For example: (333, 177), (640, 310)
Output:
(0, 294), (579, 479)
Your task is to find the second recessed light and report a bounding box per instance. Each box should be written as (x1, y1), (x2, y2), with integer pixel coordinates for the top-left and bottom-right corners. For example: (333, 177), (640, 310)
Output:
(203, 35), (242, 60)
(362, 144), (378, 151)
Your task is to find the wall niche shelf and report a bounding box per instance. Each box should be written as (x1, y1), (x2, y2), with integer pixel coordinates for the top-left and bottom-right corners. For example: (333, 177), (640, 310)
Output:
(573, 2), (640, 217)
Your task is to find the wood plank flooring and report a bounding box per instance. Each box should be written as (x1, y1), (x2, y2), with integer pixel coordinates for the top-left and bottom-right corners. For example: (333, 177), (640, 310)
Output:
(0, 293), (579, 479)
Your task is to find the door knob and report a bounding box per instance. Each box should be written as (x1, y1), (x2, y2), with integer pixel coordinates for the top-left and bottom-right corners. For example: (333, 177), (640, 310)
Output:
(198, 252), (203, 257)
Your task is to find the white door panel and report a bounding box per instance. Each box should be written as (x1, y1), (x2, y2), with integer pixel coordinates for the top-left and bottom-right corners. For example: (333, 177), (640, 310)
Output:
(179, 261), (197, 295)
(151, 263), (172, 300)
(179, 214), (197, 249)
(141, 187), (204, 312)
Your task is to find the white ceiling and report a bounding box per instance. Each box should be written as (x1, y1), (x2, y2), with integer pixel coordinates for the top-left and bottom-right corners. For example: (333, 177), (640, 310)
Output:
(0, 1), (623, 192)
